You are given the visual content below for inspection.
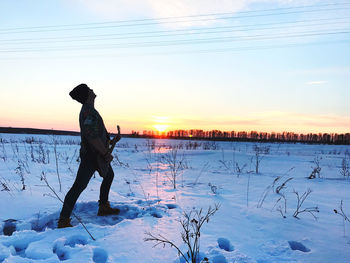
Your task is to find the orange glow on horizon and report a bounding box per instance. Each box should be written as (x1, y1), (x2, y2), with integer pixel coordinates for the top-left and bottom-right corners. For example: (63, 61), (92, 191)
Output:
(2, 112), (349, 134)
(153, 124), (168, 133)
(150, 116), (170, 133)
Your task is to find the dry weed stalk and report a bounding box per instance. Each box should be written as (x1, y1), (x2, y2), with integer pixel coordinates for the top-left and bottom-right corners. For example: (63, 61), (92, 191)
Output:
(293, 188), (319, 220)
(160, 148), (187, 189)
(334, 200), (350, 237)
(308, 156), (322, 179)
(52, 135), (62, 192)
(144, 204), (220, 263)
(340, 157), (350, 178)
(193, 162), (210, 186)
(253, 145), (270, 174)
(273, 177), (293, 217)
(257, 176), (281, 208)
(41, 172), (95, 240)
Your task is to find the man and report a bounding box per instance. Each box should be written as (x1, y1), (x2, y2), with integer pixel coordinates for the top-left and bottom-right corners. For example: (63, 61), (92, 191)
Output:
(58, 84), (120, 228)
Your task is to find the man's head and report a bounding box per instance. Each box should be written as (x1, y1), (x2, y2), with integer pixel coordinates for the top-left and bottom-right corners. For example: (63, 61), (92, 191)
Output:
(69, 84), (95, 104)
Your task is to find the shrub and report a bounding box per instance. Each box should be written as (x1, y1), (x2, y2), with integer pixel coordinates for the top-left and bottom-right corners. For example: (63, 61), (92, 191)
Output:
(293, 188), (319, 220)
(160, 148), (188, 189)
(253, 144), (270, 174)
(308, 156), (322, 179)
(145, 204), (220, 263)
(340, 157), (350, 179)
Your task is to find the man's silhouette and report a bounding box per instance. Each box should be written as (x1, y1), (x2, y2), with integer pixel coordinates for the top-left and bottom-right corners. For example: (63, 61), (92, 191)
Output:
(58, 84), (120, 228)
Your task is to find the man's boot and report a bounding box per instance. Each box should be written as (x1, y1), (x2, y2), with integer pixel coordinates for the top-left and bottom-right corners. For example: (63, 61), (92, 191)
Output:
(57, 217), (73, 228)
(98, 201), (120, 216)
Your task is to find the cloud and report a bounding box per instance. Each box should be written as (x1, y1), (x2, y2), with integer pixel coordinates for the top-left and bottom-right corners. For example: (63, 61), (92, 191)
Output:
(256, 111), (350, 132)
(74, 0), (321, 28)
(76, 0), (247, 18)
(306, 80), (327, 85)
(74, 0), (152, 19)
(146, 0), (249, 27)
(180, 117), (263, 127)
(293, 113), (350, 128)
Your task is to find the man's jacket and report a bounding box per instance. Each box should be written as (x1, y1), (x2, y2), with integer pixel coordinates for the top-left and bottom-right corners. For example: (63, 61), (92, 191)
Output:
(79, 104), (109, 160)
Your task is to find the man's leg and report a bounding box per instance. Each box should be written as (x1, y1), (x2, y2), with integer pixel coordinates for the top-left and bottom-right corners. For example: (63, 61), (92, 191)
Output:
(59, 158), (96, 220)
(98, 165), (119, 216)
(99, 164), (114, 203)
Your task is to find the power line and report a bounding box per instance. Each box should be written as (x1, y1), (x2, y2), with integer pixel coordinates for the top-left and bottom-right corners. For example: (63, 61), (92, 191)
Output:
(1, 40), (348, 60)
(1, 2), (349, 31)
(1, 30), (349, 53)
(140, 40), (350, 56)
(1, 5), (350, 34)
(2, 17), (350, 45)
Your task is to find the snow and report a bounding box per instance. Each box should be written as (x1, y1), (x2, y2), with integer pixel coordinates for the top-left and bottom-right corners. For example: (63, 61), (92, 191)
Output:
(0, 133), (349, 262)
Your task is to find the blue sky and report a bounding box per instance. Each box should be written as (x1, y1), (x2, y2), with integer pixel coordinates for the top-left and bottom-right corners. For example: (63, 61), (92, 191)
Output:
(0, 0), (349, 134)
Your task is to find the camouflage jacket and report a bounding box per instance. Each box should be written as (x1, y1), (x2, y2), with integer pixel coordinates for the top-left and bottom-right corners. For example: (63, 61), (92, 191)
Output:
(79, 104), (109, 159)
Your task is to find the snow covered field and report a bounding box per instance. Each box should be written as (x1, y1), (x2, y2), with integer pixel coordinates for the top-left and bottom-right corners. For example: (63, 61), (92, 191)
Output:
(0, 133), (349, 263)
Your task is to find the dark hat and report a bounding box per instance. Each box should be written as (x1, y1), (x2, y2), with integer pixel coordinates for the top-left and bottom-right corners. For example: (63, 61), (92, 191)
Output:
(69, 84), (89, 104)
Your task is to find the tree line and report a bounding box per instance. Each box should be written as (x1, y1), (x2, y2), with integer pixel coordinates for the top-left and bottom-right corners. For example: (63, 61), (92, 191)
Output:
(135, 129), (350, 145)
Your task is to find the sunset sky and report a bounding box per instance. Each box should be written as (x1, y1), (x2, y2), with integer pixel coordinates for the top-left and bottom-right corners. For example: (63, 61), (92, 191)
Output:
(0, 0), (349, 134)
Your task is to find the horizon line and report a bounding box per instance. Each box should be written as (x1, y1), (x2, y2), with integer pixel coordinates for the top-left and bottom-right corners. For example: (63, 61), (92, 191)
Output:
(1, 126), (349, 136)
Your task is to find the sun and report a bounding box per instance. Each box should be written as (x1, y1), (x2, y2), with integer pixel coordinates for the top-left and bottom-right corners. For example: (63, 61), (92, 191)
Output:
(153, 124), (168, 133)
(152, 116), (170, 133)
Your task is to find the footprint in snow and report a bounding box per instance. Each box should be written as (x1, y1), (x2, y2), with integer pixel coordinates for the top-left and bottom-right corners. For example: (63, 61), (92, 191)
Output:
(288, 241), (310, 252)
(2, 219), (17, 236)
(217, 238), (234, 252)
(1, 232), (42, 258)
(53, 240), (70, 261)
(165, 203), (178, 209)
(64, 235), (88, 247)
(93, 247), (108, 263)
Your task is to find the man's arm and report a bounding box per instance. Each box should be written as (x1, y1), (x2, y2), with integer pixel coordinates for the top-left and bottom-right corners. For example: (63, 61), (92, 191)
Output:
(88, 138), (113, 162)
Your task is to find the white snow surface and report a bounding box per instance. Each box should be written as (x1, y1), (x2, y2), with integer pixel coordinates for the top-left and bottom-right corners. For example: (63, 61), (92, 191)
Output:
(0, 133), (349, 263)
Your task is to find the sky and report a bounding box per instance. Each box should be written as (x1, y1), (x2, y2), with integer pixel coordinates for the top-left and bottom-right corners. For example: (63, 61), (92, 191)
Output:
(0, 0), (349, 134)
